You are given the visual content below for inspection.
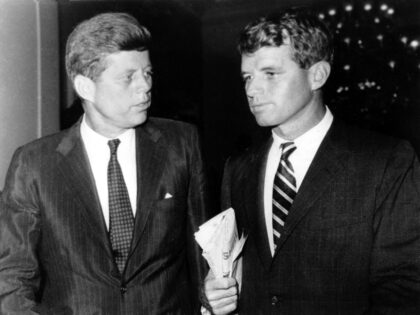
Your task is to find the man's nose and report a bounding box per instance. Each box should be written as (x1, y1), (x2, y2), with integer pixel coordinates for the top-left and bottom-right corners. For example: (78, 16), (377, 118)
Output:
(134, 74), (152, 93)
(246, 77), (263, 99)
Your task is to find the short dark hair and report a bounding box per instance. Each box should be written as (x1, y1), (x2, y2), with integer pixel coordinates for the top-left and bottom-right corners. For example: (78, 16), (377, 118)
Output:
(65, 12), (151, 82)
(238, 8), (334, 69)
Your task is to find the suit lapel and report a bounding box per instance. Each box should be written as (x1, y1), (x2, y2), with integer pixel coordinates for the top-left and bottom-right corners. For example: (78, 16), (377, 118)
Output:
(273, 122), (348, 254)
(56, 123), (113, 259)
(243, 139), (273, 271)
(128, 120), (166, 256)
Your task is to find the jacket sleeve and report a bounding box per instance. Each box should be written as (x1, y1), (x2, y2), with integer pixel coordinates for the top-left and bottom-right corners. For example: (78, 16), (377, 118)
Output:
(0, 147), (41, 314)
(185, 125), (211, 314)
(369, 140), (420, 314)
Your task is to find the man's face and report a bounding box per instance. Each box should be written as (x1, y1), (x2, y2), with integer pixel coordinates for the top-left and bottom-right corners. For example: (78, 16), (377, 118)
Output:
(241, 45), (320, 138)
(85, 50), (152, 137)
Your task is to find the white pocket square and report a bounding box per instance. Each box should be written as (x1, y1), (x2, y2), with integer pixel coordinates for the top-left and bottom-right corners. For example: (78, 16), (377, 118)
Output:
(164, 192), (173, 199)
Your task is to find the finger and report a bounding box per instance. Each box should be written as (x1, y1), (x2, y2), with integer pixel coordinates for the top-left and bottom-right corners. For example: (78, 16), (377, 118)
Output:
(205, 277), (236, 291)
(210, 295), (238, 315)
(206, 284), (237, 301)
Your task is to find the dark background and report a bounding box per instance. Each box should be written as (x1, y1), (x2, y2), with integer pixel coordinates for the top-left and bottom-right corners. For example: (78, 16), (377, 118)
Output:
(58, 0), (420, 202)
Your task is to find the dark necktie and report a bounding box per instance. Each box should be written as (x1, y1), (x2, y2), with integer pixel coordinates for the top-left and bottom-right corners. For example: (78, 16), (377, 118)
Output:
(107, 139), (134, 274)
(272, 142), (297, 251)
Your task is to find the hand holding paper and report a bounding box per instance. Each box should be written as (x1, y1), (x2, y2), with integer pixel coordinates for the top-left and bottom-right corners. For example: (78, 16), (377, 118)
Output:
(195, 208), (247, 315)
(194, 208), (247, 286)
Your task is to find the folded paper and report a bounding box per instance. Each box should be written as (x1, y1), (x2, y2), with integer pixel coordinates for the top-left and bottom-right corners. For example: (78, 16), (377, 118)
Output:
(195, 208), (247, 284)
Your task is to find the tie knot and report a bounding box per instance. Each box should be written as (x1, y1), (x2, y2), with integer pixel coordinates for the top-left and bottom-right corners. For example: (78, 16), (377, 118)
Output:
(280, 142), (296, 161)
(108, 139), (121, 156)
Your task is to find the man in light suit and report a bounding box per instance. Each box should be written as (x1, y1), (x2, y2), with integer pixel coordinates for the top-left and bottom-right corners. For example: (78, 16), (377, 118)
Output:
(203, 8), (420, 314)
(0, 12), (209, 314)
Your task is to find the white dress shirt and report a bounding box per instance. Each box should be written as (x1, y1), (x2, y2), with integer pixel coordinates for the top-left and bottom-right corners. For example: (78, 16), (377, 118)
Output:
(80, 116), (137, 229)
(264, 107), (334, 255)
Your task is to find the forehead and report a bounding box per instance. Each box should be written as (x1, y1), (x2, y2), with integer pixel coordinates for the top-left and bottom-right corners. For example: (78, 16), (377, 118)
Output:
(102, 50), (151, 73)
(241, 45), (294, 71)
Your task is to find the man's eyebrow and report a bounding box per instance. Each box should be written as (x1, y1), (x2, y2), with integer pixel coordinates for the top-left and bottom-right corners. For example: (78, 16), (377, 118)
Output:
(119, 69), (136, 75)
(260, 65), (282, 71)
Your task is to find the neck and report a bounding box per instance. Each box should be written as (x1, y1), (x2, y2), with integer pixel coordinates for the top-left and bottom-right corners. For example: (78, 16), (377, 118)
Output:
(84, 115), (127, 139)
(273, 102), (326, 141)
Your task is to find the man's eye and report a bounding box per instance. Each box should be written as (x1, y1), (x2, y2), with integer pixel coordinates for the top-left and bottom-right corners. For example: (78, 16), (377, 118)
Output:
(124, 74), (133, 82)
(265, 72), (278, 78)
(242, 75), (251, 83)
(145, 70), (153, 79)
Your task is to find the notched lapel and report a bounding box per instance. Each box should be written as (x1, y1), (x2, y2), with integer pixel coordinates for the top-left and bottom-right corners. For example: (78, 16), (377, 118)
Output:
(243, 140), (273, 271)
(56, 125), (113, 259)
(273, 126), (347, 254)
(128, 122), (166, 258)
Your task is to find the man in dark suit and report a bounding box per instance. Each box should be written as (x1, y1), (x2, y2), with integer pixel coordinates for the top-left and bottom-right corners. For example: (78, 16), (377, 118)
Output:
(203, 8), (420, 314)
(0, 12), (209, 314)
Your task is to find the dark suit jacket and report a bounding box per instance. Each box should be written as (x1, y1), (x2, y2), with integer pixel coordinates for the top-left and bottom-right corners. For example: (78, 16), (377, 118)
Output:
(0, 117), (209, 314)
(221, 120), (420, 314)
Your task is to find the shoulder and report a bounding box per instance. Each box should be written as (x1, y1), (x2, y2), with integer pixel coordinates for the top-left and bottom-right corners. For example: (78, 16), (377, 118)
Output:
(327, 121), (418, 177)
(147, 117), (196, 129)
(224, 136), (271, 175)
(139, 117), (201, 152)
(143, 117), (198, 137)
(12, 127), (73, 159)
(331, 120), (414, 155)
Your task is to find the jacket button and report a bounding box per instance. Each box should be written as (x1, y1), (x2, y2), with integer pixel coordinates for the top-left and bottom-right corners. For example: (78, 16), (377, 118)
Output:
(271, 295), (279, 306)
(120, 286), (127, 295)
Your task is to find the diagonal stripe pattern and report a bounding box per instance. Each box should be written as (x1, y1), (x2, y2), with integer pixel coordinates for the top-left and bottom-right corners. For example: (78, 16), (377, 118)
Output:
(272, 142), (296, 251)
(108, 139), (134, 274)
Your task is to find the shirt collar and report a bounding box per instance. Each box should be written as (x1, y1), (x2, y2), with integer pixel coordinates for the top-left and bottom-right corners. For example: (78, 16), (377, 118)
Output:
(272, 106), (334, 149)
(80, 114), (135, 147)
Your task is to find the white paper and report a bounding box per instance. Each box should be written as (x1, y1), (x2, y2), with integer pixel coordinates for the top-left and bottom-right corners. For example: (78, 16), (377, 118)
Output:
(195, 208), (247, 282)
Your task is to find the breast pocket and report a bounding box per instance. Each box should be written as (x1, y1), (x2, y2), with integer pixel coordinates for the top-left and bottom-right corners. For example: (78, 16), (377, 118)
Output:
(150, 197), (188, 249)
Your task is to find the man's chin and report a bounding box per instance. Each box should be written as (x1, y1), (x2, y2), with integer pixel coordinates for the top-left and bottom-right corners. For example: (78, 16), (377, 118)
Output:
(131, 112), (148, 127)
(254, 115), (276, 128)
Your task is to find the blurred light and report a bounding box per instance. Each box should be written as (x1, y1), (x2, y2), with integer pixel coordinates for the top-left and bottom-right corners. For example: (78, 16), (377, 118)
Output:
(343, 64), (351, 71)
(337, 22), (343, 29)
(319, 13), (325, 19)
(364, 3), (372, 11)
(377, 34), (384, 41)
(337, 86), (344, 93)
(345, 4), (353, 12)
(380, 4), (388, 11)
(388, 60), (395, 68)
(387, 8), (394, 15)
(409, 40), (419, 49)
(344, 86), (349, 91)
(328, 9), (337, 16)
(377, 86), (381, 90)
(401, 36), (408, 44)
(374, 17), (380, 23)
(344, 37), (351, 44)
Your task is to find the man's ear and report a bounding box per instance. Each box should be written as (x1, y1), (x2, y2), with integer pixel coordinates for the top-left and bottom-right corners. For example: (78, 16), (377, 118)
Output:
(73, 74), (95, 103)
(309, 61), (331, 91)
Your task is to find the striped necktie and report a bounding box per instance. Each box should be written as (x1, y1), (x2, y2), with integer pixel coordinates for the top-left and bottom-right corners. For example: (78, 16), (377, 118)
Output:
(272, 142), (297, 251)
(108, 139), (134, 274)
